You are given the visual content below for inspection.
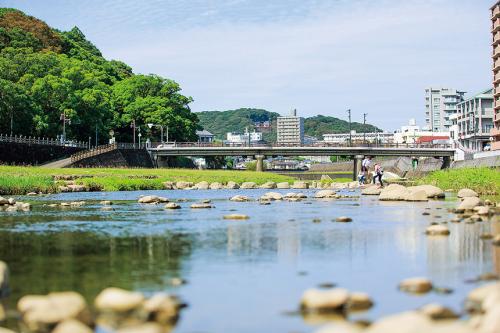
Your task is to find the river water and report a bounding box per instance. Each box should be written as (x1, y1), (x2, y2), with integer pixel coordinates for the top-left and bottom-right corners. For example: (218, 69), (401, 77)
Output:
(0, 189), (498, 333)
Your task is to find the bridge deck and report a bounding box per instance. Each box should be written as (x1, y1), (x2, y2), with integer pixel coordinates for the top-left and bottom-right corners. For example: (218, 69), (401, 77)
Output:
(149, 145), (455, 157)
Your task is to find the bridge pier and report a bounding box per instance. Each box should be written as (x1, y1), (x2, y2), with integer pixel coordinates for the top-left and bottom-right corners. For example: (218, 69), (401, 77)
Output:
(353, 155), (363, 181)
(442, 156), (451, 169)
(255, 154), (265, 172)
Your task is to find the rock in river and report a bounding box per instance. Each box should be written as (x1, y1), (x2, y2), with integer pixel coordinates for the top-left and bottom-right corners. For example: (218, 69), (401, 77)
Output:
(240, 182), (257, 189)
(138, 196), (169, 204)
(418, 303), (458, 320)
(314, 190), (337, 199)
(292, 181), (309, 189)
(425, 225), (450, 236)
(335, 216), (352, 223)
(230, 195), (250, 202)
(276, 182), (290, 189)
(458, 197), (482, 210)
(164, 203), (181, 209)
(0, 261), (9, 298)
(259, 181), (276, 189)
(53, 319), (93, 333)
(300, 288), (349, 312)
(190, 203), (213, 209)
(457, 188), (478, 198)
(361, 186), (382, 195)
(398, 277), (433, 294)
(260, 192), (283, 201)
(194, 181), (209, 190)
(223, 214), (250, 220)
(95, 288), (144, 313)
(18, 291), (92, 332)
(225, 181), (240, 189)
(346, 292), (373, 311)
(407, 185), (445, 199)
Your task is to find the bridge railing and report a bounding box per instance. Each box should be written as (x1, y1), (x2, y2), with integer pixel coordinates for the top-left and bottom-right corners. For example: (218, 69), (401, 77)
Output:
(0, 134), (88, 148)
(70, 143), (118, 163)
(147, 141), (454, 149)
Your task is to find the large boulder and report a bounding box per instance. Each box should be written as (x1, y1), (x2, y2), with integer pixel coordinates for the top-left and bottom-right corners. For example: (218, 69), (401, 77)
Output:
(18, 292), (92, 332)
(240, 182), (257, 189)
(379, 184), (408, 201)
(314, 190), (337, 199)
(52, 319), (93, 333)
(363, 311), (433, 333)
(259, 181), (277, 189)
(95, 288), (144, 313)
(142, 293), (180, 325)
(458, 197), (482, 211)
(0, 261), (9, 298)
(457, 188), (478, 198)
(225, 181), (240, 189)
(138, 196), (168, 204)
(230, 195), (250, 202)
(300, 288), (349, 312)
(162, 181), (176, 190)
(465, 282), (500, 313)
(291, 181), (309, 189)
(0, 197), (8, 205)
(209, 182), (223, 190)
(407, 185), (445, 199)
(276, 182), (290, 189)
(406, 190), (428, 202)
(260, 192), (283, 201)
(175, 181), (193, 189)
(194, 181), (209, 190)
(361, 185), (382, 195)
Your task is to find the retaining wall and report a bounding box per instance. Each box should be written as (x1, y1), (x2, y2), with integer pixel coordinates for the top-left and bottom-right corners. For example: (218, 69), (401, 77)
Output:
(70, 149), (154, 168)
(0, 142), (84, 166)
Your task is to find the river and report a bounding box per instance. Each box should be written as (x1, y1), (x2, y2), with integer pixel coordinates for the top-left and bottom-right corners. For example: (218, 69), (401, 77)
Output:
(0, 189), (498, 332)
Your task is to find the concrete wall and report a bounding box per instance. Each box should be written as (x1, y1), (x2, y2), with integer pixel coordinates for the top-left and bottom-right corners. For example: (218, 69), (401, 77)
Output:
(452, 156), (500, 169)
(0, 142), (84, 165)
(71, 149), (154, 168)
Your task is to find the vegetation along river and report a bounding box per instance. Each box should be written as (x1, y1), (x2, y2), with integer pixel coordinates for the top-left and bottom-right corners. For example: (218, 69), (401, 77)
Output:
(0, 188), (498, 333)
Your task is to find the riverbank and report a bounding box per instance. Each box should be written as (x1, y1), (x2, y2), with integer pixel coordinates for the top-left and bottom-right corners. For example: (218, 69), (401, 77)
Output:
(0, 166), (299, 195)
(417, 167), (499, 197)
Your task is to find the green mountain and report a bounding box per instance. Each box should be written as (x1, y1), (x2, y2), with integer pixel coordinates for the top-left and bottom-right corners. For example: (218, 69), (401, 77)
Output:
(0, 8), (198, 143)
(197, 109), (382, 142)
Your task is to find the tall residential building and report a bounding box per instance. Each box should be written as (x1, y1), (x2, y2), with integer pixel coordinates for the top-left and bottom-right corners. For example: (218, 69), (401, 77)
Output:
(425, 87), (465, 132)
(277, 109), (304, 144)
(456, 89), (494, 151)
(491, 1), (500, 150)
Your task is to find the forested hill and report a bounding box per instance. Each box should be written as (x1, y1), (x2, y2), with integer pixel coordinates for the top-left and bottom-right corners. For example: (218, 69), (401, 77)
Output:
(197, 109), (382, 142)
(0, 8), (198, 143)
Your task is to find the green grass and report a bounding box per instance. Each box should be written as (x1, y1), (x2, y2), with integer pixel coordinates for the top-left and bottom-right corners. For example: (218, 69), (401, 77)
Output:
(417, 167), (500, 196)
(0, 166), (298, 194)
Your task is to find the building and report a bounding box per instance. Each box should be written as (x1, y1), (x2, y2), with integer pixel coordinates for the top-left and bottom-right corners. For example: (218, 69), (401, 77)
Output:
(425, 87), (466, 132)
(277, 109), (304, 144)
(322, 131), (393, 144)
(456, 88), (494, 151)
(196, 130), (215, 143)
(491, 2), (500, 150)
(393, 119), (449, 144)
(225, 128), (263, 145)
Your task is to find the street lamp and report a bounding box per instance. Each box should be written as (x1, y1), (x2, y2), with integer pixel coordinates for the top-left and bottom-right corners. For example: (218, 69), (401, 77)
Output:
(147, 123), (167, 143)
(138, 131), (142, 147)
(363, 113), (367, 144)
(347, 109), (352, 146)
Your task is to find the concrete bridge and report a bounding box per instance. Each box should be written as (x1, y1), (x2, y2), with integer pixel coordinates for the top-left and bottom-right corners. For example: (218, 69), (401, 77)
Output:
(147, 143), (456, 175)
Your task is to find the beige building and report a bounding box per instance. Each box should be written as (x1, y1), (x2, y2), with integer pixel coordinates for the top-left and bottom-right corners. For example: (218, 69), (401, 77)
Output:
(277, 109), (304, 144)
(425, 87), (465, 132)
(492, 1), (500, 150)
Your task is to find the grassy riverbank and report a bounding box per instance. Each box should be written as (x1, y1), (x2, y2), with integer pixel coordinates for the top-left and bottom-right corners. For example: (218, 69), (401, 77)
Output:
(417, 167), (499, 196)
(0, 166), (296, 194)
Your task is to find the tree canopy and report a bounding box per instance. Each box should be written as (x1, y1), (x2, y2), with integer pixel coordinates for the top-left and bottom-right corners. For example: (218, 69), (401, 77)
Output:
(0, 8), (198, 143)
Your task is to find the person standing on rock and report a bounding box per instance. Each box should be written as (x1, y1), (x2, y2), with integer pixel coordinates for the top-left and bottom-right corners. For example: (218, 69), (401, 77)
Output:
(360, 156), (371, 184)
(373, 163), (384, 187)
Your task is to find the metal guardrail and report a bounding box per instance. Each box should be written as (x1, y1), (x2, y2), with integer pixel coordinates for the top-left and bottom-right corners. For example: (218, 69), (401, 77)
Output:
(0, 134), (88, 148)
(148, 141), (454, 149)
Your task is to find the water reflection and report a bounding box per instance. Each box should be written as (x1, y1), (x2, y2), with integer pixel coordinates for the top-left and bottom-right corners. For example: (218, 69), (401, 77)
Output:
(0, 190), (496, 333)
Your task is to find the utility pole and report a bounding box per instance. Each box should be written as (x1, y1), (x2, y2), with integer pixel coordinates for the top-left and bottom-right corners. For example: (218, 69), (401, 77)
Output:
(166, 126), (169, 143)
(132, 120), (136, 148)
(363, 113), (367, 144)
(95, 124), (98, 147)
(347, 109), (352, 146)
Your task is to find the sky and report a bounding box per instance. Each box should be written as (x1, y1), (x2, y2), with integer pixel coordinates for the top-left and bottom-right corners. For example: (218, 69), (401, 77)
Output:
(0, 0), (493, 130)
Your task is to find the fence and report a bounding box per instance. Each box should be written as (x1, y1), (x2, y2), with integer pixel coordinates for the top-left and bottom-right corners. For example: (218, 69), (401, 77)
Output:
(0, 134), (88, 148)
(70, 142), (148, 163)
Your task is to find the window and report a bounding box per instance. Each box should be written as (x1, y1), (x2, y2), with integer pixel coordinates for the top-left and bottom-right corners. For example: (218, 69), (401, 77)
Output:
(433, 98), (440, 103)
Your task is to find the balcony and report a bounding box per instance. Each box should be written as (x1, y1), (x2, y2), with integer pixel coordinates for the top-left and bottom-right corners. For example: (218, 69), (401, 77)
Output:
(494, 18), (500, 33)
(494, 73), (500, 84)
(493, 6), (500, 20)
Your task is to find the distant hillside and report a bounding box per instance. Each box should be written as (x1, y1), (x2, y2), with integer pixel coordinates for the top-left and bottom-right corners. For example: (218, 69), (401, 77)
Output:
(197, 109), (382, 142)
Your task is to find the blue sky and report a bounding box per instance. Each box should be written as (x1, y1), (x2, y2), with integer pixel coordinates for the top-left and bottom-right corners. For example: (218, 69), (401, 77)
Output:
(0, 0), (492, 130)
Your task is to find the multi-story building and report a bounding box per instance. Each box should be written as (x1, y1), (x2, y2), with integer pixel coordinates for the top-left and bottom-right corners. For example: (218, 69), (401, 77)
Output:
(491, 1), (500, 150)
(425, 87), (466, 132)
(322, 131), (393, 144)
(226, 128), (263, 145)
(456, 89), (494, 151)
(277, 109), (304, 144)
(393, 119), (449, 144)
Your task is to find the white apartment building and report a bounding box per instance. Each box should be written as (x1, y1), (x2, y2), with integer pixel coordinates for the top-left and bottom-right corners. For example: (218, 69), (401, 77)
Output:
(425, 87), (466, 132)
(455, 88), (494, 151)
(226, 128), (263, 145)
(393, 119), (449, 144)
(322, 131), (393, 144)
(277, 109), (304, 144)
